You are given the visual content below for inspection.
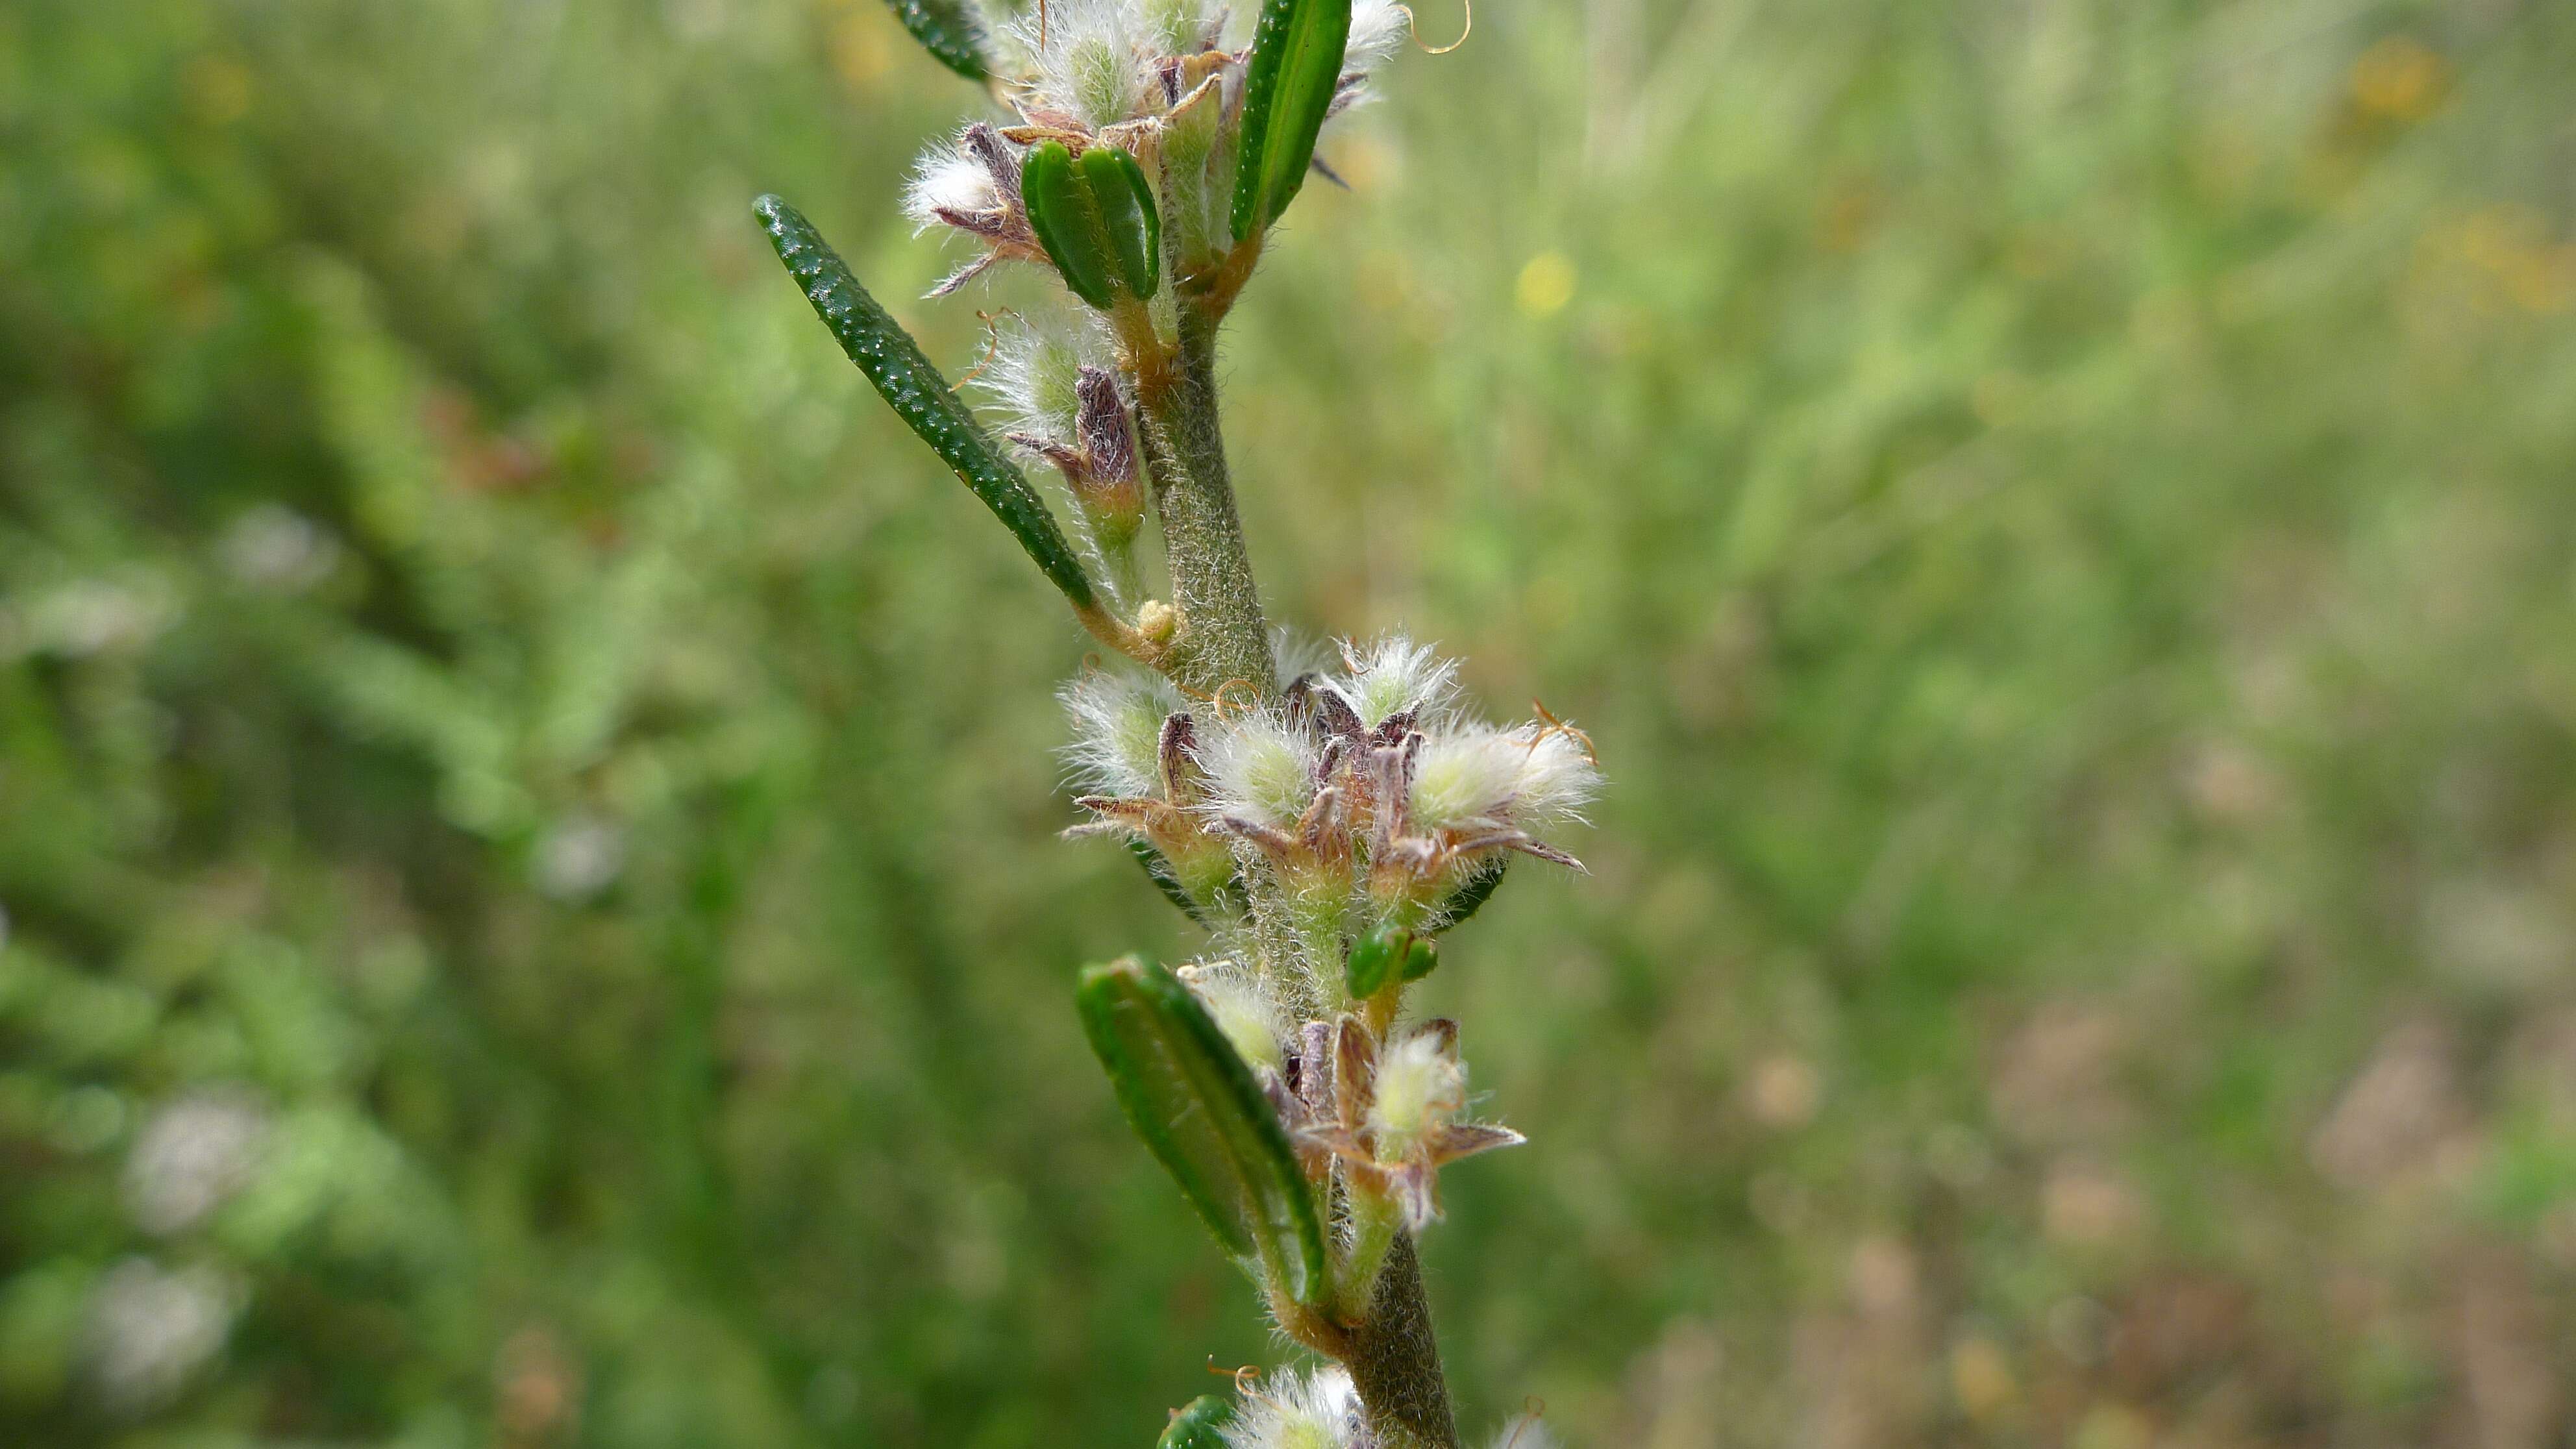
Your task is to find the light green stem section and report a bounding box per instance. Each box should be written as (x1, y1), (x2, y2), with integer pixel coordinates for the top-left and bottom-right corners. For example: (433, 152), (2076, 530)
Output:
(1137, 307), (1274, 700)
(1336, 1180), (1403, 1315)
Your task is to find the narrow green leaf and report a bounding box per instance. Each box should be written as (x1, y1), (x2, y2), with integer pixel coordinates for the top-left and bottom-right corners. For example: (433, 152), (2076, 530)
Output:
(1128, 839), (1211, 926)
(1228, 0), (1353, 241)
(1084, 145), (1161, 299)
(1022, 142), (1118, 309)
(1158, 1396), (1235, 1449)
(751, 195), (1096, 610)
(1077, 958), (1329, 1305)
(1432, 858), (1506, 932)
(878, 0), (989, 80)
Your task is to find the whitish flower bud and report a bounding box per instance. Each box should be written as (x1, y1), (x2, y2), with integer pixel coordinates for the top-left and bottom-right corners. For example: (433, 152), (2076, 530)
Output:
(1220, 1365), (1364, 1449)
(1498, 725), (1598, 830)
(1198, 712), (1322, 828)
(906, 124), (1047, 295)
(1010, 0), (1152, 130)
(982, 313), (1093, 449)
(1333, 634), (1459, 729)
(902, 137), (1005, 236)
(1407, 723), (1600, 834)
(1405, 726), (1524, 833)
(1366, 1027), (1464, 1159)
(1178, 960), (1287, 1074)
(1061, 669), (1185, 798)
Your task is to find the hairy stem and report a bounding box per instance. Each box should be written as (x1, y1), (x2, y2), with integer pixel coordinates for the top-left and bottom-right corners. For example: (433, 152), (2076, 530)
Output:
(1135, 306), (1274, 700)
(1343, 1232), (1461, 1449)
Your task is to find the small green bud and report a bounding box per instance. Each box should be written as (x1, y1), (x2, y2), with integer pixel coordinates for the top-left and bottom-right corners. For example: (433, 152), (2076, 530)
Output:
(1082, 145), (1162, 301)
(1022, 141), (1117, 308)
(1158, 1394), (1234, 1449)
(1398, 934), (1439, 983)
(1344, 920), (1409, 998)
(1024, 142), (1163, 310)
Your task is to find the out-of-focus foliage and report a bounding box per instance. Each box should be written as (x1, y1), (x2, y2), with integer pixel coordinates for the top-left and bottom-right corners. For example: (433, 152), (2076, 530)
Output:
(1, 0), (2571, 1443)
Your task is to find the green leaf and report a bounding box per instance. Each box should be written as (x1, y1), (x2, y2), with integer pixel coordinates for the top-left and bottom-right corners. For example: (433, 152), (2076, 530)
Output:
(1076, 958), (1328, 1305)
(1022, 142), (1118, 310)
(1433, 857), (1506, 932)
(1084, 145), (1162, 300)
(1229, 0), (1352, 241)
(751, 195), (1096, 611)
(1158, 1395), (1235, 1449)
(878, 0), (988, 80)
(1128, 839), (1211, 926)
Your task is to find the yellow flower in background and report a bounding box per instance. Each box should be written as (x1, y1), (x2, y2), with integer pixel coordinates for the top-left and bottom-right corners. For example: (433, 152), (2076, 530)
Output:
(1515, 250), (1576, 318)
(2349, 36), (2448, 122)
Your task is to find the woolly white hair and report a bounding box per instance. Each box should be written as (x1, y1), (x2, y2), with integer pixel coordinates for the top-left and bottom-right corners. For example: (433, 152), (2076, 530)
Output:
(1407, 722), (1599, 834)
(1343, 0), (1411, 80)
(1008, 0), (1152, 129)
(1367, 1026), (1464, 1156)
(1179, 958), (1287, 1073)
(977, 312), (1099, 451)
(1059, 669), (1185, 797)
(1196, 711), (1321, 827)
(1496, 724), (1598, 830)
(1270, 629), (1340, 691)
(1221, 1365), (1364, 1449)
(1138, 0), (1224, 55)
(1331, 634), (1459, 728)
(901, 134), (1002, 236)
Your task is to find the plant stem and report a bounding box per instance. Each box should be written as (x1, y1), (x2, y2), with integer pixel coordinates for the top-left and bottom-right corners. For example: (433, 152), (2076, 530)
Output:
(1143, 285), (1459, 1446)
(1343, 1232), (1462, 1449)
(1135, 305), (1274, 700)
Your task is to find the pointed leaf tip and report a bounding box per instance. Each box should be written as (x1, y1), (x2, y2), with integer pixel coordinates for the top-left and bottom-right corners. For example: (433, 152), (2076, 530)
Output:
(1076, 958), (1328, 1306)
(751, 195), (1096, 610)
(878, 0), (989, 80)
(1230, 0), (1354, 241)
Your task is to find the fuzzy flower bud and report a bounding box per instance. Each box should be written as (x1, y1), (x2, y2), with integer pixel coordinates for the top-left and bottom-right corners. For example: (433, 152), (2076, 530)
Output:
(1009, 0), (1153, 130)
(1220, 1365), (1365, 1449)
(1407, 724), (1596, 834)
(1061, 669), (1183, 799)
(905, 123), (1045, 295)
(1311, 1019), (1522, 1230)
(1178, 960), (1287, 1075)
(1200, 712), (1322, 828)
(1365, 1026), (1464, 1160)
(902, 138), (1004, 235)
(1334, 634), (1458, 730)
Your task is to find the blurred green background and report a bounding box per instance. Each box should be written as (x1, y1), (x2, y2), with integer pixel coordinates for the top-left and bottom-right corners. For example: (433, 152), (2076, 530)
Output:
(6, 0), (2575, 1443)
